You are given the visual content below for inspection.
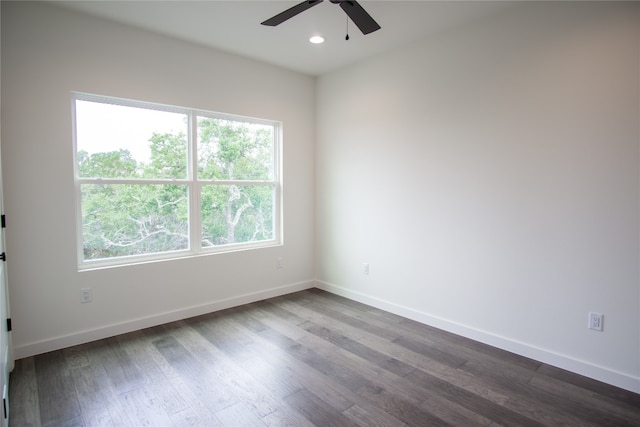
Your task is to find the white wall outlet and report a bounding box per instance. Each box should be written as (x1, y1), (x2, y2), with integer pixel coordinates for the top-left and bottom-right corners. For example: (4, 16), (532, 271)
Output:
(588, 312), (603, 331)
(362, 262), (370, 275)
(81, 287), (92, 303)
(276, 257), (283, 269)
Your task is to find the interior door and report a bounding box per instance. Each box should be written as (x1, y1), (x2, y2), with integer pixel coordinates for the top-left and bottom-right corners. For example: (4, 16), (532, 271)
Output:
(0, 13), (10, 426)
(0, 144), (11, 427)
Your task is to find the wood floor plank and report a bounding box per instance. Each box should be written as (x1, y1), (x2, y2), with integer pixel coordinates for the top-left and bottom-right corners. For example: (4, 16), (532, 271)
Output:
(119, 385), (174, 427)
(307, 290), (417, 335)
(8, 357), (41, 427)
(361, 332), (512, 405)
(235, 355), (304, 399)
(536, 362), (640, 406)
(118, 333), (190, 416)
(304, 290), (412, 332)
(283, 333), (374, 393)
(502, 391), (602, 427)
(42, 415), (83, 427)
(186, 312), (263, 362)
(79, 367), (135, 427)
(406, 367), (544, 427)
(239, 304), (467, 427)
(268, 294), (513, 408)
(63, 341), (136, 427)
(284, 389), (360, 427)
(167, 406), (222, 427)
(460, 355), (535, 392)
(301, 321), (416, 377)
(34, 351), (81, 426)
(88, 337), (146, 395)
(260, 407), (316, 427)
(9, 288), (640, 427)
(240, 337), (357, 414)
(356, 383), (451, 427)
(260, 300), (520, 426)
(152, 335), (239, 414)
(262, 299), (369, 343)
(418, 392), (493, 427)
(62, 345), (91, 371)
(285, 295), (402, 341)
(170, 317), (313, 426)
(459, 358), (617, 426)
(312, 303), (538, 408)
(225, 309), (408, 426)
(213, 402), (266, 427)
(224, 307), (376, 396)
(300, 292), (535, 387)
(125, 327), (183, 380)
(392, 335), (468, 369)
(527, 374), (640, 426)
(125, 326), (221, 426)
(397, 315), (542, 371)
(341, 404), (406, 427)
(253, 299), (310, 326)
(68, 365), (117, 427)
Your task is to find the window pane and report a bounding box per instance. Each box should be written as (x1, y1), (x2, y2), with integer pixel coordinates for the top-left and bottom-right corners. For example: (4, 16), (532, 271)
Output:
(200, 184), (274, 247)
(74, 93), (282, 268)
(197, 117), (274, 181)
(81, 184), (189, 260)
(76, 100), (188, 179)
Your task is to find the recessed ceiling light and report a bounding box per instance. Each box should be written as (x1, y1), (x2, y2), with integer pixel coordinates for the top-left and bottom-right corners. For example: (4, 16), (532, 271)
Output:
(309, 35), (325, 44)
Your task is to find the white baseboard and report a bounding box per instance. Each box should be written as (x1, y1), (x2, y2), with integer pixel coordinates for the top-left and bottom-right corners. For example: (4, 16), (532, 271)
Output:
(315, 280), (640, 394)
(13, 280), (314, 360)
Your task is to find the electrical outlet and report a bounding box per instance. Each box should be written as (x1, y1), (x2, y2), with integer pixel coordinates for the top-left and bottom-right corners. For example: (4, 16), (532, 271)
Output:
(362, 263), (370, 275)
(588, 312), (603, 331)
(81, 288), (92, 303)
(276, 257), (283, 269)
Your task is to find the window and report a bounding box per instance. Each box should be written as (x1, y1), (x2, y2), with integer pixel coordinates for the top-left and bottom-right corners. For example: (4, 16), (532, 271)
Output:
(73, 93), (281, 269)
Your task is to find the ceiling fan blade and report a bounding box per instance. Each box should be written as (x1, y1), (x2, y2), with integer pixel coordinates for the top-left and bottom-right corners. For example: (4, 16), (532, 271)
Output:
(261, 0), (324, 27)
(339, 1), (381, 35)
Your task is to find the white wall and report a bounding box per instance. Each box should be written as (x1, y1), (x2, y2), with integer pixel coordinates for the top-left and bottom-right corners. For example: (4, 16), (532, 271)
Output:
(3, 0), (640, 395)
(1, 2), (315, 358)
(316, 2), (640, 392)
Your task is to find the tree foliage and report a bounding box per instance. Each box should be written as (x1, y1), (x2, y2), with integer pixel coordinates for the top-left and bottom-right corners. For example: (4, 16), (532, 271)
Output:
(197, 118), (274, 246)
(79, 118), (275, 260)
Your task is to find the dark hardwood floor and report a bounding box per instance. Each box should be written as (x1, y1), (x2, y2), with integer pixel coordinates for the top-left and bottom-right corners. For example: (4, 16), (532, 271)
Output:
(9, 288), (640, 426)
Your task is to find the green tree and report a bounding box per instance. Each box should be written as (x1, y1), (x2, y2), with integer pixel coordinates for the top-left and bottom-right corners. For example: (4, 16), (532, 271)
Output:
(144, 132), (187, 179)
(79, 145), (188, 260)
(82, 183), (188, 259)
(78, 149), (138, 178)
(198, 118), (274, 246)
(79, 117), (274, 260)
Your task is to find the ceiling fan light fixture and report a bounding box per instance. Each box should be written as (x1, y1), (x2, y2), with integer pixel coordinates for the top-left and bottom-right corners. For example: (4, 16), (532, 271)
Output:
(309, 35), (325, 44)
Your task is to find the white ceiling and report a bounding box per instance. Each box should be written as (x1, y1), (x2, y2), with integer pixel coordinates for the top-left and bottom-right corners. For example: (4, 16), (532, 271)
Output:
(53, 1), (514, 76)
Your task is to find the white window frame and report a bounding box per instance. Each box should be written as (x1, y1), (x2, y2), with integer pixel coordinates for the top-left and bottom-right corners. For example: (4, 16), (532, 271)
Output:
(72, 92), (282, 270)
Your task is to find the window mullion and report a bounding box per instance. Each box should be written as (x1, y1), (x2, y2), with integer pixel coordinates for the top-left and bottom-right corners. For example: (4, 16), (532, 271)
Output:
(77, 178), (188, 185)
(189, 112), (201, 252)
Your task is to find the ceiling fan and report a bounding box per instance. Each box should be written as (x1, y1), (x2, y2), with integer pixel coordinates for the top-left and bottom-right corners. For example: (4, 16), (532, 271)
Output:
(261, 0), (381, 35)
